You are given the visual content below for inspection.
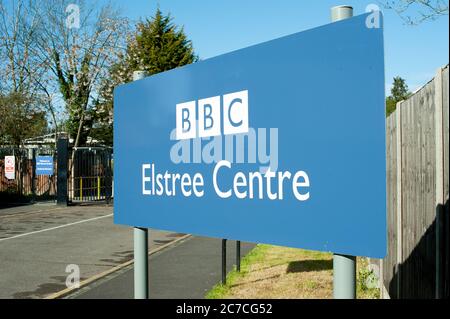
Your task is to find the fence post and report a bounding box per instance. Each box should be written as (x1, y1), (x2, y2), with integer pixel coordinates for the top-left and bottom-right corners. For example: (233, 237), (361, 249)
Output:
(434, 67), (444, 299)
(132, 70), (149, 299)
(108, 151), (113, 203)
(395, 101), (403, 299)
(56, 138), (69, 205)
(31, 149), (36, 202)
(18, 151), (23, 196)
(331, 5), (356, 299)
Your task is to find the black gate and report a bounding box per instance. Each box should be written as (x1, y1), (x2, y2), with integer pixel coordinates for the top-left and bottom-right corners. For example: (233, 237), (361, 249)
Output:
(67, 147), (113, 204)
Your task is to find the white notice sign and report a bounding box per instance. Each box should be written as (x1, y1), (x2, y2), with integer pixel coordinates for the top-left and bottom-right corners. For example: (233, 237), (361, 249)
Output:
(5, 156), (15, 180)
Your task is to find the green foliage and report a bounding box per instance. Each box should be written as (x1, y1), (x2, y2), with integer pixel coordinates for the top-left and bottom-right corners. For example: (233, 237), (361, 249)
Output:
(0, 92), (48, 146)
(357, 259), (380, 299)
(130, 9), (198, 75)
(391, 76), (410, 101)
(89, 124), (113, 146)
(205, 244), (270, 299)
(92, 9), (198, 146)
(386, 76), (410, 117)
(358, 268), (377, 291)
(386, 96), (397, 117)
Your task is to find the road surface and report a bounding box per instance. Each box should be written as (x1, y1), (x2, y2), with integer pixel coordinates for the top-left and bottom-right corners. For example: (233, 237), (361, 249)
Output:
(0, 202), (185, 299)
(67, 236), (255, 299)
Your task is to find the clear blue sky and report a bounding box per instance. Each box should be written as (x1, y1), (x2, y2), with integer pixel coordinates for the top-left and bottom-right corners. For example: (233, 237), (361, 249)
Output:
(110, 0), (449, 94)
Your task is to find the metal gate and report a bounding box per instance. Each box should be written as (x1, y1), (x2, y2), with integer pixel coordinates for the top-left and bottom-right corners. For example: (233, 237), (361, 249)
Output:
(67, 147), (113, 204)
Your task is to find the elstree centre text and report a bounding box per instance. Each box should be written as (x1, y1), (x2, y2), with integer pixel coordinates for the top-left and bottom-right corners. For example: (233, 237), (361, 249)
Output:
(142, 160), (310, 201)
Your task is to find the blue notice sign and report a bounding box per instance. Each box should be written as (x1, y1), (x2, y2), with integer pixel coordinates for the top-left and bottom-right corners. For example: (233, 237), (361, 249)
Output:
(114, 13), (387, 258)
(36, 156), (54, 176)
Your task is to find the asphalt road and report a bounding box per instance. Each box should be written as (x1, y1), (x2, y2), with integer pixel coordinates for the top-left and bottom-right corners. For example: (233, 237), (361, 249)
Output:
(67, 236), (255, 299)
(0, 203), (185, 299)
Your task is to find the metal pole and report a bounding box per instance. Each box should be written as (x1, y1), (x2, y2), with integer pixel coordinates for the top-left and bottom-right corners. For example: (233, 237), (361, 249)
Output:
(236, 241), (241, 272)
(222, 239), (227, 284)
(133, 70), (149, 299)
(56, 138), (69, 205)
(331, 5), (353, 22)
(331, 5), (357, 299)
(333, 254), (356, 298)
(31, 149), (36, 203)
(134, 227), (148, 299)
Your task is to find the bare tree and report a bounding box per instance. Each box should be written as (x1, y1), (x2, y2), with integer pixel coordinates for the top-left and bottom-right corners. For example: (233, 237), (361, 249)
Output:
(0, 0), (42, 95)
(0, 0), (63, 141)
(380, 0), (449, 24)
(29, 0), (129, 149)
(1, 0), (130, 167)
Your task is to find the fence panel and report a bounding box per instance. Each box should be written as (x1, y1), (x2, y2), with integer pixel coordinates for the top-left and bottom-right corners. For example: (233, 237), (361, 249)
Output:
(442, 66), (449, 297)
(400, 78), (436, 298)
(382, 66), (449, 299)
(0, 148), (31, 199)
(0, 147), (56, 204)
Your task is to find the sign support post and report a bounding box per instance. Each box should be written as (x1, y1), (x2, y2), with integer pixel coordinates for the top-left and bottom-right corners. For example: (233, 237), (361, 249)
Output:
(133, 71), (149, 299)
(331, 5), (357, 299)
(236, 241), (241, 272)
(333, 254), (356, 298)
(222, 239), (227, 284)
(134, 227), (149, 299)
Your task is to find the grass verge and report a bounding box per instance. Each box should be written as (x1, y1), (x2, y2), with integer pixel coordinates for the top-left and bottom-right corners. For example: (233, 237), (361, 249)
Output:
(205, 244), (379, 299)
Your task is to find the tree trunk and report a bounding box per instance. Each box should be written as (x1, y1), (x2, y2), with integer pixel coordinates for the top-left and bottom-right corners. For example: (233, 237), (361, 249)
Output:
(69, 113), (85, 198)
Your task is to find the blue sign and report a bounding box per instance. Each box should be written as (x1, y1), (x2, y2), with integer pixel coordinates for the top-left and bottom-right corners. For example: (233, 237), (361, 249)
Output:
(36, 156), (54, 176)
(114, 13), (386, 258)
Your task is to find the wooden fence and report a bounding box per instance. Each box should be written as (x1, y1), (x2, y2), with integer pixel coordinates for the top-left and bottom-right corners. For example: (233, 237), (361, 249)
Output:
(0, 147), (57, 203)
(372, 65), (449, 299)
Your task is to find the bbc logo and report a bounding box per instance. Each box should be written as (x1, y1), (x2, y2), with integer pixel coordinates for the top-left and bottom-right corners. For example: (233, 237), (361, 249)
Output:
(176, 90), (249, 140)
